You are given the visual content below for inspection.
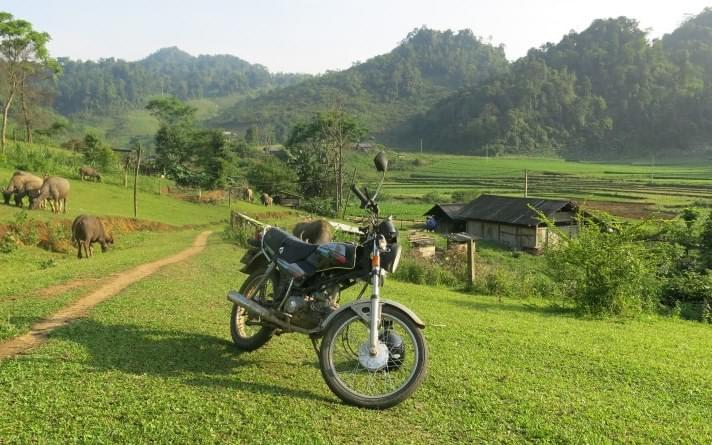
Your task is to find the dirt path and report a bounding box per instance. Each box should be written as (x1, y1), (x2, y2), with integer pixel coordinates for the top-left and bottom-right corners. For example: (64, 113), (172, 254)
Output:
(0, 231), (213, 360)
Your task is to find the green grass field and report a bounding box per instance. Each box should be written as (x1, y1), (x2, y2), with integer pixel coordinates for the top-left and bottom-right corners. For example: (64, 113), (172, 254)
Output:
(2, 144), (712, 442)
(1, 236), (710, 443)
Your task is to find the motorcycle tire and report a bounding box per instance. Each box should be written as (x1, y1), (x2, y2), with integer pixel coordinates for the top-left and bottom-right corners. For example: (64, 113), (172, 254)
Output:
(230, 272), (276, 351)
(319, 305), (428, 409)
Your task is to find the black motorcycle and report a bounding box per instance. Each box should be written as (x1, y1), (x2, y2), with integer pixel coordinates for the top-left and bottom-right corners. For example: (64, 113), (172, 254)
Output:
(227, 152), (427, 409)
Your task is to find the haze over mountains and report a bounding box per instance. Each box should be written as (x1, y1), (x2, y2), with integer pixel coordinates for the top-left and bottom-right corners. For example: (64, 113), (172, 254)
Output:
(53, 7), (712, 158)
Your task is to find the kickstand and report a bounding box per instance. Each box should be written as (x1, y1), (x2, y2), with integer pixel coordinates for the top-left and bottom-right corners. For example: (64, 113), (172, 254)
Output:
(310, 337), (320, 357)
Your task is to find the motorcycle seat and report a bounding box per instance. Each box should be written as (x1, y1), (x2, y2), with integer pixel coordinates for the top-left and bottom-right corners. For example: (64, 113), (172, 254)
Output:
(263, 227), (318, 263)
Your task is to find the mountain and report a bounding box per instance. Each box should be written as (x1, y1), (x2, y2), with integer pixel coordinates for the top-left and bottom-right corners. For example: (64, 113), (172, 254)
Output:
(53, 47), (310, 115)
(208, 28), (509, 143)
(406, 9), (712, 158)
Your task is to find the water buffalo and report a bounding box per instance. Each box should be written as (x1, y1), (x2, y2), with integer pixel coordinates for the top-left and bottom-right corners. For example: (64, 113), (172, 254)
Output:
(260, 193), (273, 206)
(3, 171), (43, 207)
(293, 219), (333, 244)
(79, 166), (101, 182)
(71, 215), (113, 259)
(30, 176), (70, 213)
(244, 187), (253, 202)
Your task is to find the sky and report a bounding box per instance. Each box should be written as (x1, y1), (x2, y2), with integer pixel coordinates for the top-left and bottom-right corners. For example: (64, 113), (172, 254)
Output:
(3, 0), (711, 74)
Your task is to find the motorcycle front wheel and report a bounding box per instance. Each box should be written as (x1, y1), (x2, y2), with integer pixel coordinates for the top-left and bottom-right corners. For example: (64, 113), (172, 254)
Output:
(319, 305), (427, 409)
(230, 272), (276, 351)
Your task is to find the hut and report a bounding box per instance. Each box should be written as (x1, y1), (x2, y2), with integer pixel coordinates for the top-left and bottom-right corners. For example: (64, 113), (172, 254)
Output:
(423, 203), (466, 234)
(459, 195), (579, 252)
(272, 191), (302, 208)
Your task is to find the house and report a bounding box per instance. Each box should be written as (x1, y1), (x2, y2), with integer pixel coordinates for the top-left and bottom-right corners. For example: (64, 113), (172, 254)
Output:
(458, 195), (579, 251)
(272, 191), (302, 208)
(423, 203), (466, 234)
(263, 145), (290, 162)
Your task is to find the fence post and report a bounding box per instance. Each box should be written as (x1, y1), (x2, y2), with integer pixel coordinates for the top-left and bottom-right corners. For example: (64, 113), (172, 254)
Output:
(467, 239), (476, 288)
(133, 144), (142, 218)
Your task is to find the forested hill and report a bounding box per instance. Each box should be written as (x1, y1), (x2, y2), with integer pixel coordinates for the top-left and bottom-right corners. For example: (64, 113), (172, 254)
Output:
(208, 28), (509, 142)
(406, 8), (712, 158)
(53, 47), (310, 115)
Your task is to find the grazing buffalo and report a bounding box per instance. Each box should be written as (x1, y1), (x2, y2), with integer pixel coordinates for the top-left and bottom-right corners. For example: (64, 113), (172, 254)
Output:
(30, 176), (70, 213)
(79, 166), (102, 182)
(3, 171), (43, 207)
(293, 219), (333, 244)
(71, 215), (114, 259)
(260, 193), (273, 206)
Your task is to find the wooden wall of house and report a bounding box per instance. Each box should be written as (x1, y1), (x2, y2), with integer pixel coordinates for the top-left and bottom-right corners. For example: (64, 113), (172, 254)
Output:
(466, 220), (538, 250)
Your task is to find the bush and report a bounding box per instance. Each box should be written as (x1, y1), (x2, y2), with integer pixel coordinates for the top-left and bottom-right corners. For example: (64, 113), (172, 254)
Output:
(223, 224), (254, 249)
(421, 191), (442, 204)
(302, 197), (336, 217)
(544, 214), (668, 316)
(451, 190), (480, 203)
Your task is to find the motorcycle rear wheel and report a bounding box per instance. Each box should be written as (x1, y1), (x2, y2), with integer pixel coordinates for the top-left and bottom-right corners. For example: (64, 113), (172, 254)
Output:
(319, 305), (427, 409)
(230, 272), (276, 351)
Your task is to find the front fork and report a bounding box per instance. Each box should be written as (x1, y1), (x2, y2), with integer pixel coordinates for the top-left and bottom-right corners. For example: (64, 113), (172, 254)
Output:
(368, 240), (383, 356)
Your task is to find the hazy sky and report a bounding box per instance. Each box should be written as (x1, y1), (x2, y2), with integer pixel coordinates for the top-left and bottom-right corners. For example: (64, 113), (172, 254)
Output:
(3, 1), (711, 74)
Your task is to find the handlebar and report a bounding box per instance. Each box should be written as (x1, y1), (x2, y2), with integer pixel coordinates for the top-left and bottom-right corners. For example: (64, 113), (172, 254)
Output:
(351, 184), (369, 208)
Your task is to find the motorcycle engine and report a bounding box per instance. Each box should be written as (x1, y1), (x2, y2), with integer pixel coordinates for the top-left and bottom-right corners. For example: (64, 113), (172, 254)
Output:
(283, 284), (340, 330)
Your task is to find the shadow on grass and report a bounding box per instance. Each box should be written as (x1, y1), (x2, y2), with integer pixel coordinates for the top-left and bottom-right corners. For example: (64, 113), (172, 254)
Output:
(46, 319), (332, 404)
(450, 296), (576, 318)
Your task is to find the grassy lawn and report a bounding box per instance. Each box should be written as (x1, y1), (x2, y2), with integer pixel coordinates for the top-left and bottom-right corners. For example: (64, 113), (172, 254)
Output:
(1, 236), (710, 443)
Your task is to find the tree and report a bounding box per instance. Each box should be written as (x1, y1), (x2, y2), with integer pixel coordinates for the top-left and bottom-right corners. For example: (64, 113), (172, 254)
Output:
(285, 110), (366, 212)
(0, 12), (57, 150)
(146, 96), (197, 174)
(80, 133), (118, 171)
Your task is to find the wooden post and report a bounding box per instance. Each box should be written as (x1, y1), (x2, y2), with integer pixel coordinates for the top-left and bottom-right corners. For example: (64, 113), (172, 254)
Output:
(133, 144), (142, 218)
(467, 239), (476, 288)
(228, 187), (232, 208)
(524, 169), (528, 198)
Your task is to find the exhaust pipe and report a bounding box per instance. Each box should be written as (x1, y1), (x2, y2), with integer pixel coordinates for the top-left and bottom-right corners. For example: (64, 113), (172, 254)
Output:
(227, 291), (311, 334)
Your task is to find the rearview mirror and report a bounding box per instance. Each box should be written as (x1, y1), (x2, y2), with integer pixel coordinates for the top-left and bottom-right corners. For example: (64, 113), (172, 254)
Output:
(374, 151), (388, 173)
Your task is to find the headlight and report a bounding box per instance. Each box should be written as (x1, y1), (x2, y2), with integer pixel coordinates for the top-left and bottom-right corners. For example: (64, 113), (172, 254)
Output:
(381, 244), (402, 273)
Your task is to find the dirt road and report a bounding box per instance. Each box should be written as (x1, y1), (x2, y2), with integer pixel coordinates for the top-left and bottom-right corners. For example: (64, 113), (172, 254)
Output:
(0, 231), (212, 360)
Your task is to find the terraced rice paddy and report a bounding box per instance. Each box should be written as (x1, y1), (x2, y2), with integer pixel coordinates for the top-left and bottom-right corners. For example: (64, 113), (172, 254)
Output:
(345, 154), (712, 220)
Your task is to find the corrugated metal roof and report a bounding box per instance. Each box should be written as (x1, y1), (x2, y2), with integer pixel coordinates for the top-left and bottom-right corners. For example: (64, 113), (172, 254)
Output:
(459, 195), (577, 227)
(423, 204), (466, 220)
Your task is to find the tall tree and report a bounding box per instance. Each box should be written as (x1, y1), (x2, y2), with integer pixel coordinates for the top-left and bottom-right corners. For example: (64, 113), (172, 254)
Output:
(286, 111), (366, 212)
(0, 12), (56, 149)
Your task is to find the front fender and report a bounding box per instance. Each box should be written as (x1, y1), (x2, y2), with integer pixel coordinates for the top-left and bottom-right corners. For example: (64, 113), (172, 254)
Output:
(320, 299), (426, 331)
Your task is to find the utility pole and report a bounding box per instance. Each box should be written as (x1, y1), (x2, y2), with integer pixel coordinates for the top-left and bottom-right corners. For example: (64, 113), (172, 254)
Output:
(420, 138), (423, 154)
(133, 143), (142, 218)
(524, 169), (529, 198)
(650, 154), (655, 184)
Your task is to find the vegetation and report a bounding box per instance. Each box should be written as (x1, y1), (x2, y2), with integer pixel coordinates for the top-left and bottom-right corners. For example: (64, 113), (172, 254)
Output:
(1, 237), (711, 443)
(210, 28), (508, 143)
(410, 10), (712, 158)
(53, 47), (309, 115)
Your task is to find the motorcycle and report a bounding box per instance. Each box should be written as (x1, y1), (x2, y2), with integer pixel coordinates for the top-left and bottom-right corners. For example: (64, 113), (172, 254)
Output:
(227, 152), (428, 409)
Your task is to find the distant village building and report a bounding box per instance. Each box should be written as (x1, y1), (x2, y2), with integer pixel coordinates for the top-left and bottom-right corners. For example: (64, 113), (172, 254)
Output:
(458, 195), (579, 251)
(263, 145), (291, 162)
(272, 191), (302, 208)
(352, 142), (374, 152)
(422, 203), (466, 234)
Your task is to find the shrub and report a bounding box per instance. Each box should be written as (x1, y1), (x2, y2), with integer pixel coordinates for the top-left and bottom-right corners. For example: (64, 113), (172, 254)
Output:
(451, 190), (480, 203)
(223, 224), (254, 249)
(302, 197), (336, 217)
(421, 191), (442, 204)
(543, 214), (668, 316)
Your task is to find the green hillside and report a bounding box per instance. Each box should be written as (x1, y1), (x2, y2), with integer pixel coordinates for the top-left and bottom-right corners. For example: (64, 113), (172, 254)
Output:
(407, 9), (712, 158)
(209, 28), (508, 142)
